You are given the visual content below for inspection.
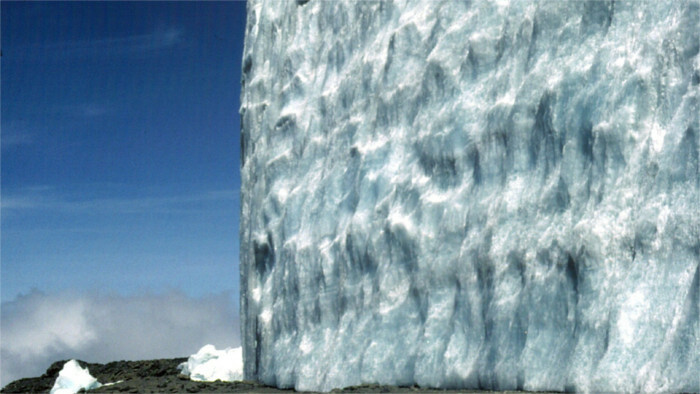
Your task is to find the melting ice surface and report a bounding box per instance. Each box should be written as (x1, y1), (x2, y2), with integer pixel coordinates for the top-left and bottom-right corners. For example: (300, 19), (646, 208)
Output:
(179, 345), (243, 382)
(50, 360), (101, 394)
(240, 0), (699, 392)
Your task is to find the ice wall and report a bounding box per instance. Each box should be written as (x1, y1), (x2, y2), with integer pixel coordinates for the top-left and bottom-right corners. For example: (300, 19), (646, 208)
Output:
(240, 1), (700, 392)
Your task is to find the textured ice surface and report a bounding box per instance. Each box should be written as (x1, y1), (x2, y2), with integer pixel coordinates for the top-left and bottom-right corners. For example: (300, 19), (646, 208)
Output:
(50, 360), (101, 394)
(179, 345), (243, 382)
(240, 0), (700, 392)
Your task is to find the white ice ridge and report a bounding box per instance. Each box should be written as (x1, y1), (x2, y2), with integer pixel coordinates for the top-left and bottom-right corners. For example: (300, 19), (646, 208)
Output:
(240, 0), (700, 392)
(50, 360), (101, 394)
(178, 345), (243, 382)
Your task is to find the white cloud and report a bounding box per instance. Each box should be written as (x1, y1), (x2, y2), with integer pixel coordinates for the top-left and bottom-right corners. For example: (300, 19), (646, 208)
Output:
(0, 290), (239, 389)
(28, 27), (184, 59)
(1, 121), (35, 150)
(1, 188), (238, 215)
(1, 132), (34, 149)
(54, 103), (111, 119)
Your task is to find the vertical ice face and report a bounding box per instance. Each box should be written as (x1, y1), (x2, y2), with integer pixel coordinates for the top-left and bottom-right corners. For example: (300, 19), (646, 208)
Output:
(240, 0), (699, 392)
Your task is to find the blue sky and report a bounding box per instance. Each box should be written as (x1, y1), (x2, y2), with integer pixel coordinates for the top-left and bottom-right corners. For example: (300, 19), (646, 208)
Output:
(2, 1), (246, 300)
(1, 1), (247, 384)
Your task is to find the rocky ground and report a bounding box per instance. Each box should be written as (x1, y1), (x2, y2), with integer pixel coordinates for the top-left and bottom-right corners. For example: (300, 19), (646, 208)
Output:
(1, 358), (551, 393)
(1, 359), (281, 393)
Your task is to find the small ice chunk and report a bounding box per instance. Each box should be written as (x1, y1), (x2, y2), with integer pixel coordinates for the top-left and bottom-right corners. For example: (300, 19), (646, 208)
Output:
(178, 344), (243, 382)
(50, 360), (102, 394)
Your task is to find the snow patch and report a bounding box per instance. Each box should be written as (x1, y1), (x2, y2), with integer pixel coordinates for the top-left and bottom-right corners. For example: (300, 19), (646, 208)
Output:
(50, 360), (101, 394)
(178, 345), (243, 382)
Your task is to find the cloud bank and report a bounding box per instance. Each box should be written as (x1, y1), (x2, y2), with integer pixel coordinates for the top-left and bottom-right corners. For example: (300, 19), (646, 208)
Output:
(0, 290), (239, 388)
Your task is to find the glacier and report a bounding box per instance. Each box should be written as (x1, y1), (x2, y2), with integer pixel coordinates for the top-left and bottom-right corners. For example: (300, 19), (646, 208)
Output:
(239, 0), (700, 392)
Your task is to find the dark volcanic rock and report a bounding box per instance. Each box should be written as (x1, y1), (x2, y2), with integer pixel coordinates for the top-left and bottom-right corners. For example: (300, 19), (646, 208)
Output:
(1, 359), (73, 393)
(2, 358), (548, 393)
(1, 359), (288, 393)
